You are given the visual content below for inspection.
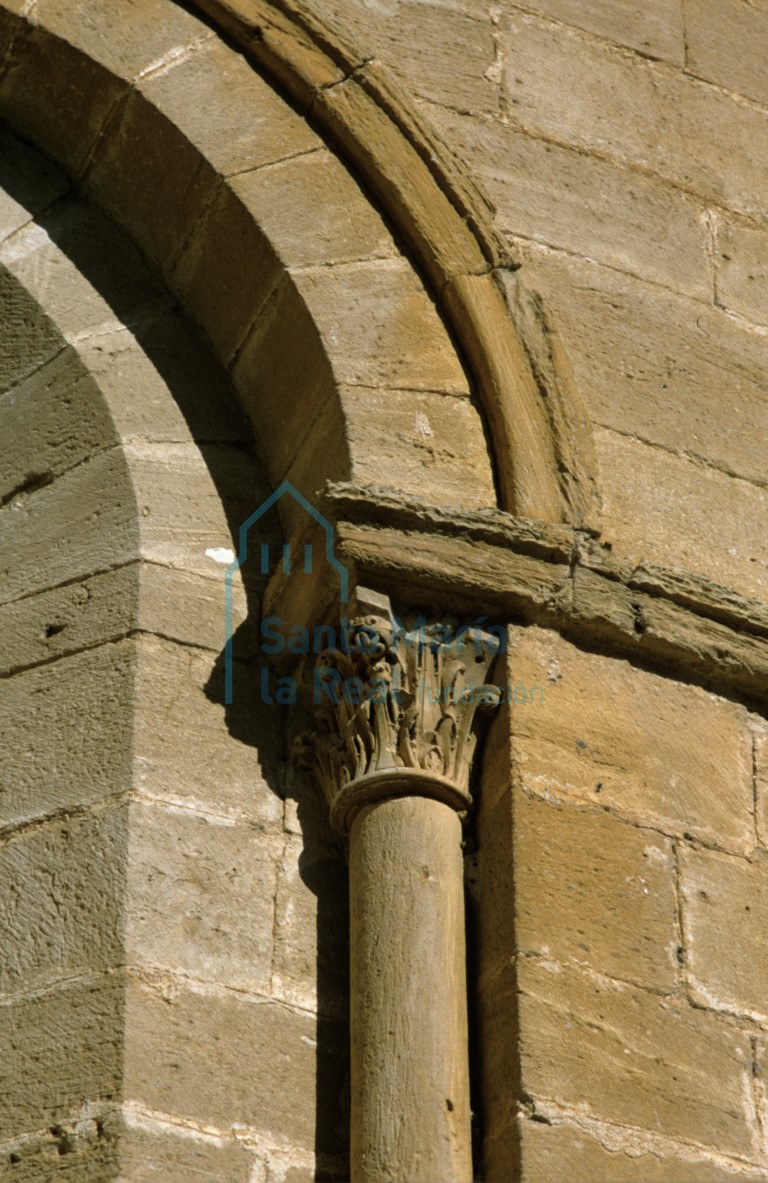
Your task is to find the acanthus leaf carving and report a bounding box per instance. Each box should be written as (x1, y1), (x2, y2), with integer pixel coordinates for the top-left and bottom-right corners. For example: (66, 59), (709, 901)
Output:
(294, 591), (502, 830)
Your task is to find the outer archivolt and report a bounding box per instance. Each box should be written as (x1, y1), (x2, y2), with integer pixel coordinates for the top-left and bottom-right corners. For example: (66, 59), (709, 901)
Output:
(183, 0), (599, 527)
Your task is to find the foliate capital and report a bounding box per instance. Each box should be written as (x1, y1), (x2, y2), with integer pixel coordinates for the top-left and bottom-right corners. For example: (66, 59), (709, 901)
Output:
(294, 589), (502, 833)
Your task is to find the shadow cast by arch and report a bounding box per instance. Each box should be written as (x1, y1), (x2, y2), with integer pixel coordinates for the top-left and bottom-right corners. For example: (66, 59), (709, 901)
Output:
(0, 129), (350, 1177)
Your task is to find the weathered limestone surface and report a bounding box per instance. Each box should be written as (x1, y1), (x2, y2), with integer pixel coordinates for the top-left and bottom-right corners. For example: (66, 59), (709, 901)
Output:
(596, 429), (768, 605)
(171, 179), (286, 364)
(756, 721), (768, 848)
(292, 259), (469, 394)
(342, 386), (497, 510)
(680, 846), (768, 1021)
(124, 801), (282, 994)
(714, 213), (768, 328)
(319, 483), (768, 697)
(0, 1118), (120, 1183)
(0, 446), (138, 603)
(228, 271), (340, 480)
(74, 310), (252, 445)
(498, 9), (768, 219)
(31, 0), (209, 82)
(486, 789), (680, 990)
(0, 565), (138, 675)
(514, 1118), (768, 1183)
(477, 666), (767, 1181)
(0, 348), (119, 484)
(512, 958), (753, 1155)
(116, 1122), (254, 1183)
(0, 2), (499, 530)
(0, 977), (125, 1142)
(506, 0), (686, 62)
(271, 812), (349, 1018)
(126, 33), (321, 178)
(0, 16), (126, 175)
(133, 634), (284, 826)
(315, 0), (499, 115)
(684, 0), (768, 106)
(1, 1105), (274, 1182)
(0, 197), (168, 339)
(0, 807), (126, 993)
(0, 266), (66, 392)
(229, 149), (397, 269)
(501, 245), (768, 490)
(503, 627), (754, 852)
(123, 980), (346, 1153)
(131, 439), (269, 574)
(0, 640), (135, 826)
(427, 107), (711, 300)
(0, 124), (69, 240)
(0, 109), (354, 1181)
(90, 88), (219, 281)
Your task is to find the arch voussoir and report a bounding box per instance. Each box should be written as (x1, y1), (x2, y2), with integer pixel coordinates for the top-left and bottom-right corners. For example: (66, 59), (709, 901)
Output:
(0, 0), (506, 536)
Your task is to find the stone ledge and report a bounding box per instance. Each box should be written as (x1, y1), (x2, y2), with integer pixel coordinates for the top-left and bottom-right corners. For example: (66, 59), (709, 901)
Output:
(269, 483), (768, 709)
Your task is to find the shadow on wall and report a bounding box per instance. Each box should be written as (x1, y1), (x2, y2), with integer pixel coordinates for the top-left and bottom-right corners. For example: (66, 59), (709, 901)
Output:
(206, 557), (351, 1178)
(0, 130), (349, 1177)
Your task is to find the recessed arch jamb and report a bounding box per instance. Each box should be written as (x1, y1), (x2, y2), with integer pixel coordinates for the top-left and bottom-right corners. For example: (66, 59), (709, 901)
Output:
(0, 0), (508, 530)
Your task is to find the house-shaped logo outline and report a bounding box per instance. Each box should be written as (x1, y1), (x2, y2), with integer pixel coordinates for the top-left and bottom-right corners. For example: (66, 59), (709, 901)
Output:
(224, 480), (349, 704)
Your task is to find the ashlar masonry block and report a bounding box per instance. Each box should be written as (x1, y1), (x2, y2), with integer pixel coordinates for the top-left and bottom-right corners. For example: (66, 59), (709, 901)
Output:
(684, 0), (768, 107)
(512, 958), (753, 1156)
(133, 634), (284, 828)
(499, 250), (768, 491)
(0, 806), (126, 995)
(123, 980), (347, 1155)
(504, 0), (685, 63)
(596, 428), (768, 605)
(500, 10), (768, 218)
(714, 213), (768, 329)
(428, 107), (710, 300)
(503, 627), (754, 853)
(0, 639), (136, 826)
(124, 800), (281, 994)
(0, 976), (124, 1143)
(512, 1117), (768, 1183)
(484, 788), (680, 990)
(131, 33), (320, 178)
(680, 844), (768, 1021)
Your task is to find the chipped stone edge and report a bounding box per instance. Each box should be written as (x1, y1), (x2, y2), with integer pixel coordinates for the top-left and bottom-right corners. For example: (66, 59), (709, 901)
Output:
(317, 483), (768, 709)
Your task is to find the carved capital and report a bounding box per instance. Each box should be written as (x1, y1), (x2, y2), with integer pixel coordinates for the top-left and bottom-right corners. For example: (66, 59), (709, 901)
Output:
(295, 589), (502, 834)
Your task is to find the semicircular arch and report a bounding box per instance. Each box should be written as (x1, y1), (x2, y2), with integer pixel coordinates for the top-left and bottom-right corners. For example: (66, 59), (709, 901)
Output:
(0, 0), (514, 536)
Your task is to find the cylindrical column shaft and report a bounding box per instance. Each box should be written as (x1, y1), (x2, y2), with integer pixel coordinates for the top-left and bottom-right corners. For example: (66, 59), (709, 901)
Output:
(348, 794), (472, 1183)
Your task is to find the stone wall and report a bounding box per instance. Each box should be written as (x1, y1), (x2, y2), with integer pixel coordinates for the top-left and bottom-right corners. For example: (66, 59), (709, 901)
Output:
(0, 127), (349, 1180)
(1, 1), (768, 1181)
(312, 0), (768, 600)
(303, 2), (768, 1177)
(477, 631), (768, 1180)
